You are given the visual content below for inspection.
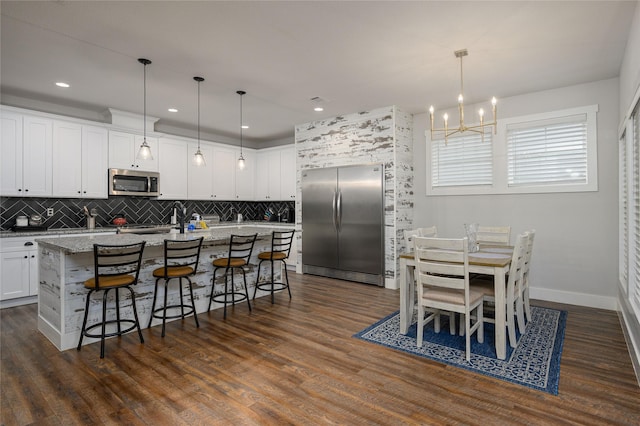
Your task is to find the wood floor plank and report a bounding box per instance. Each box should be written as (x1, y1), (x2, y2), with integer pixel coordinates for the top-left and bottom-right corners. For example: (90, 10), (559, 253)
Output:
(1, 273), (639, 425)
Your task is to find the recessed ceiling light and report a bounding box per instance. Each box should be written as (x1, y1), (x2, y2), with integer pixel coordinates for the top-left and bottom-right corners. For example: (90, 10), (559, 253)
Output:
(168, 108), (178, 112)
(314, 106), (324, 112)
(241, 125), (249, 129)
(310, 96), (327, 112)
(55, 82), (70, 88)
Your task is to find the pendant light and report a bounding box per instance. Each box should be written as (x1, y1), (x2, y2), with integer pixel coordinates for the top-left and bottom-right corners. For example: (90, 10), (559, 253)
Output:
(237, 90), (246, 170)
(136, 58), (154, 160)
(192, 76), (206, 166)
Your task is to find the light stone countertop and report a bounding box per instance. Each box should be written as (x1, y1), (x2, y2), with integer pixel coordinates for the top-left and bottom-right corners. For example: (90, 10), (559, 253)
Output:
(35, 224), (294, 255)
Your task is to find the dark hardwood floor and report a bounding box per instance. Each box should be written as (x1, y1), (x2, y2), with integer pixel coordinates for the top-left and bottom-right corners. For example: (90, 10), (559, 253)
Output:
(1, 273), (639, 425)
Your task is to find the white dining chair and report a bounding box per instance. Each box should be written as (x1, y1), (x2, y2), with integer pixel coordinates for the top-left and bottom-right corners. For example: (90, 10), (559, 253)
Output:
(476, 226), (511, 246)
(521, 229), (536, 323)
(469, 232), (528, 348)
(414, 236), (484, 361)
(403, 226), (438, 251)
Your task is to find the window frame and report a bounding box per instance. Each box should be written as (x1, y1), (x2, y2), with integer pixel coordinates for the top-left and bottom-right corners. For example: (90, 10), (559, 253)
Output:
(426, 104), (599, 196)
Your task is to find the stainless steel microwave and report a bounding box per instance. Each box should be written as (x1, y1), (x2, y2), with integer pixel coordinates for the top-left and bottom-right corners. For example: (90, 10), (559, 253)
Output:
(108, 168), (159, 197)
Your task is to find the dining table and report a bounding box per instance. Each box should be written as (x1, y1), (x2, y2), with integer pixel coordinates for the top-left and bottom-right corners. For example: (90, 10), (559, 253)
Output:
(399, 245), (514, 360)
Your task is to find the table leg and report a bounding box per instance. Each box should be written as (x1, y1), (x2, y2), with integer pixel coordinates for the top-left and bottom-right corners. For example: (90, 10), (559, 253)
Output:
(494, 267), (507, 360)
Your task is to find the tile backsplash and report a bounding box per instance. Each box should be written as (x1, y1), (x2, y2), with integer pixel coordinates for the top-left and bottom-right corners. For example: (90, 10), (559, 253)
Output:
(0, 197), (294, 230)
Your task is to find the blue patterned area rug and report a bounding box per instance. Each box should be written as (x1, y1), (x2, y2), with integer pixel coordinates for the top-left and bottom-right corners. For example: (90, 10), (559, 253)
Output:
(353, 306), (567, 395)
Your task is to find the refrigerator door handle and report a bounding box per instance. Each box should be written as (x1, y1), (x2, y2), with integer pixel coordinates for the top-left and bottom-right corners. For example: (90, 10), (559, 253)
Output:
(332, 191), (338, 231)
(336, 190), (342, 232)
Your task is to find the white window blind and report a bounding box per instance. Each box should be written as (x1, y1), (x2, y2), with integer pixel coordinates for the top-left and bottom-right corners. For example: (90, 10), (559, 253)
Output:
(632, 106), (640, 312)
(431, 132), (492, 187)
(507, 114), (588, 187)
(620, 130), (628, 290)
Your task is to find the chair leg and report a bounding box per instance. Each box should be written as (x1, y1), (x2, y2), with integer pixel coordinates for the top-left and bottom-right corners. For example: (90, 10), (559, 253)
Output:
(127, 286), (144, 344)
(77, 289), (93, 350)
(100, 289), (109, 359)
(148, 278), (160, 328)
(524, 287), (532, 322)
(241, 268), (252, 312)
(516, 297), (526, 334)
(465, 310), (471, 361)
(477, 303), (484, 344)
(282, 260), (292, 299)
(417, 305), (424, 348)
(186, 277), (199, 328)
(270, 259), (275, 304)
(115, 289), (122, 334)
(253, 260), (262, 300)
(161, 280), (169, 338)
(208, 268), (219, 312)
(507, 300), (517, 348)
(223, 268), (230, 319)
(179, 277), (185, 318)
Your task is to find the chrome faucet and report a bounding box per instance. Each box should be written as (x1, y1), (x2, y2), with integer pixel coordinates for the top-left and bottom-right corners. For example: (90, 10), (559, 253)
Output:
(173, 201), (186, 234)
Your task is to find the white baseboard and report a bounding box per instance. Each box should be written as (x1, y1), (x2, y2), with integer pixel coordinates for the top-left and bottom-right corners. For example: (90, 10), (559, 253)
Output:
(530, 287), (617, 310)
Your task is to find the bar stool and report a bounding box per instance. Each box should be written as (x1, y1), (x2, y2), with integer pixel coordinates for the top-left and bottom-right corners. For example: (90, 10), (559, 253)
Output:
(77, 242), (146, 358)
(254, 230), (295, 304)
(148, 237), (204, 337)
(208, 233), (257, 319)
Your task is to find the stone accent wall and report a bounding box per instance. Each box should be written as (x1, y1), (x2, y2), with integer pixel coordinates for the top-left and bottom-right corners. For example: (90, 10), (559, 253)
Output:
(294, 105), (413, 288)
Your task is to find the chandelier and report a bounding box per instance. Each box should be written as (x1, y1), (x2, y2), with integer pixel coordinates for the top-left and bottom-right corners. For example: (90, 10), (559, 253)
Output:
(429, 49), (497, 144)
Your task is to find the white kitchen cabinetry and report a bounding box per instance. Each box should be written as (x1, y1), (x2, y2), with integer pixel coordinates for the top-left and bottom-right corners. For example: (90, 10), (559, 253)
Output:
(0, 113), (52, 197)
(52, 121), (108, 198)
(211, 145), (236, 200)
(280, 145), (296, 200)
(255, 149), (282, 200)
(0, 237), (38, 301)
(235, 148), (255, 200)
(108, 130), (159, 172)
(187, 142), (214, 200)
(158, 138), (188, 199)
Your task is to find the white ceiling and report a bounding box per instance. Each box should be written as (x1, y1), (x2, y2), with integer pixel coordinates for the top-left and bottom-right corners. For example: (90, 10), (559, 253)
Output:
(1, 1), (636, 146)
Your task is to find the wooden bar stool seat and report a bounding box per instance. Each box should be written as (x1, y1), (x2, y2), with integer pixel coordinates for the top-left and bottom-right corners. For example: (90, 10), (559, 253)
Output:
(77, 242), (146, 358)
(148, 237), (204, 337)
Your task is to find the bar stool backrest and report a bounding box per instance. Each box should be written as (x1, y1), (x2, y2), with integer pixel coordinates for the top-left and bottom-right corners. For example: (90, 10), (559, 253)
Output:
(269, 230), (295, 259)
(93, 242), (146, 290)
(226, 233), (258, 263)
(162, 237), (204, 276)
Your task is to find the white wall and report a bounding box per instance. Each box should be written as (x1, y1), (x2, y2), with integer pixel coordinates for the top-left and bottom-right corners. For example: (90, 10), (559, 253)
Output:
(619, 1), (640, 120)
(412, 78), (620, 310)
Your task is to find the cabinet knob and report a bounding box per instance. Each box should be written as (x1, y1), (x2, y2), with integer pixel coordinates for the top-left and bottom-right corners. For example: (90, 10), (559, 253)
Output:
(18, 189), (22, 192)
(78, 191), (81, 194)
(83, 191), (86, 194)
(24, 242), (34, 246)
(25, 189), (29, 192)
(24, 255), (28, 259)
(31, 255), (35, 258)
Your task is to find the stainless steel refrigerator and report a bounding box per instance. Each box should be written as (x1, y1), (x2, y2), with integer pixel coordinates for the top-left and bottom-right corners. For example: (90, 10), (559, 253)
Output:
(301, 164), (384, 286)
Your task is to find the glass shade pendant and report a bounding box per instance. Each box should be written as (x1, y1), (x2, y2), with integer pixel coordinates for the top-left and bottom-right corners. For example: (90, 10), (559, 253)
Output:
(237, 90), (246, 170)
(192, 76), (206, 166)
(136, 58), (154, 161)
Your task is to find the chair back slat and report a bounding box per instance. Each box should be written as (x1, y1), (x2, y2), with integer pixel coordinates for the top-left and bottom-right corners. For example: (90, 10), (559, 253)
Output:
(414, 237), (468, 292)
(93, 242), (146, 289)
(476, 226), (511, 246)
(270, 230), (295, 258)
(404, 226), (438, 250)
(227, 234), (258, 261)
(164, 237), (204, 271)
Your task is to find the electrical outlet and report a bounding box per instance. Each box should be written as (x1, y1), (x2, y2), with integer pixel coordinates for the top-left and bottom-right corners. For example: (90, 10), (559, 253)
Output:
(46, 208), (54, 217)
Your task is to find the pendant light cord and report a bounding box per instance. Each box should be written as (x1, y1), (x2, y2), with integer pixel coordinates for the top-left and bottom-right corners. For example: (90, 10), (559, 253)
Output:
(143, 61), (147, 142)
(239, 92), (243, 155)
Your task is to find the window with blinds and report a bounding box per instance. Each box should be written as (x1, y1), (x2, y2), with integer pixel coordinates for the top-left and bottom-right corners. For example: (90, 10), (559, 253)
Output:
(507, 114), (588, 187)
(431, 132), (492, 187)
(620, 130), (628, 292)
(632, 106), (640, 313)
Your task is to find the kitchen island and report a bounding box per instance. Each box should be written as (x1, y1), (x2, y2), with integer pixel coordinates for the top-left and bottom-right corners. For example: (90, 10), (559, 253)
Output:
(36, 224), (293, 351)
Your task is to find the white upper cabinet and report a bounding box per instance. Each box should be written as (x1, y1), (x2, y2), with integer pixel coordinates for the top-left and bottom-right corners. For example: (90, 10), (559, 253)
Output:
(52, 121), (108, 198)
(235, 148), (255, 200)
(1, 112), (52, 197)
(187, 142), (214, 200)
(211, 145), (236, 200)
(108, 130), (159, 172)
(157, 137), (188, 200)
(255, 146), (296, 201)
(280, 145), (296, 200)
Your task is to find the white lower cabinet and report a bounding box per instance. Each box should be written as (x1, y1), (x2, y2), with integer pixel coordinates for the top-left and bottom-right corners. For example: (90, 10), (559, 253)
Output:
(0, 237), (38, 301)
